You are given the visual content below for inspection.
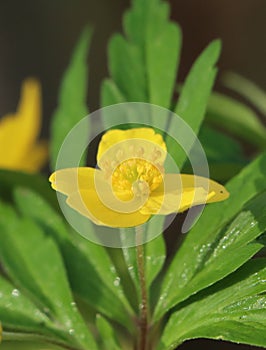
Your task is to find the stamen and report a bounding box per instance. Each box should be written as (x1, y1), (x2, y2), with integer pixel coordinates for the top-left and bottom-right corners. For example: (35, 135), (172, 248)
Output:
(132, 180), (150, 198)
(111, 157), (164, 195)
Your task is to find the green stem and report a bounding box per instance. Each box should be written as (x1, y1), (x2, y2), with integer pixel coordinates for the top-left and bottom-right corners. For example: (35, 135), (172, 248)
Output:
(136, 225), (149, 350)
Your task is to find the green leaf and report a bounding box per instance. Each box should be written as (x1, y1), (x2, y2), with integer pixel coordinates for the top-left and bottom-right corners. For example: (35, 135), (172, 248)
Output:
(182, 126), (247, 182)
(154, 152), (266, 321)
(199, 126), (245, 163)
(0, 170), (56, 209)
(181, 191), (266, 299)
(0, 276), (54, 335)
(0, 342), (63, 350)
(160, 259), (266, 349)
(96, 315), (121, 350)
(0, 202), (97, 350)
(144, 218), (166, 289)
(206, 91), (266, 149)
(50, 26), (92, 169)
(222, 71), (266, 116)
(13, 188), (134, 330)
(101, 0), (182, 117)
(167, 40), (221, 168)
(108, 34), (148, 102)
(120, 231), (140, 298)
(101, 79), (126, 107)
(124, 0), (181, 110)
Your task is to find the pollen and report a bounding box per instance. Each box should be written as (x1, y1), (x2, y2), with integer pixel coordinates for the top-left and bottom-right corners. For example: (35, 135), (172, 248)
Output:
(111, 158), (164, 195)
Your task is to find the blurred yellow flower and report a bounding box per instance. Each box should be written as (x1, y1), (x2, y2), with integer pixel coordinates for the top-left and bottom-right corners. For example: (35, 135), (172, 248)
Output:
(50, 128), (229, 228)
(0, 78), (47, 172)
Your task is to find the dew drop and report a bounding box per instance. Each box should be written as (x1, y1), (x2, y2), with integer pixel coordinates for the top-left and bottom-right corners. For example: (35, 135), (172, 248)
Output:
(139, 302), (145, 311)
(69, 328), (75, 336)
(11, 289), (20, 297)
(240, 315), (247, 320)
(70, 301), (77, 311)
(110, 266), (116, 273)
(114, 277), (121, 287)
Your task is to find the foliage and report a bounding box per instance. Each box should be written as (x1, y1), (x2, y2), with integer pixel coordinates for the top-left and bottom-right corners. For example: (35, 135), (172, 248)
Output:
(0, 0), (266, 349)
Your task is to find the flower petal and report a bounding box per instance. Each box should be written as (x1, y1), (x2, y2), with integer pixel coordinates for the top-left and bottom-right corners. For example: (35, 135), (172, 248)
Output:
(97, 128), (166, 169)
(66, 189), (151, 228)
(177, 174), (229, 203)
(17, 140), (48, 172)
(0, 79), (41, 168)
(49, 167), (101, 195)
(140, 174), (229, 215)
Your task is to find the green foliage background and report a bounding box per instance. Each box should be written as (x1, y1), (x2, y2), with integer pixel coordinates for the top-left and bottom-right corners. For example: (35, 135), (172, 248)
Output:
(0, 0), (266, 349)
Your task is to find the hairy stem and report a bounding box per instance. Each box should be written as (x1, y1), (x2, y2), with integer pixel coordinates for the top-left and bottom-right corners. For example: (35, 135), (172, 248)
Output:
(136, 226), (149, 350)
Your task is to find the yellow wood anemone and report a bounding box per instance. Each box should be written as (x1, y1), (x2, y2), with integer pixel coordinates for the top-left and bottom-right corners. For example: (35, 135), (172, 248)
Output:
(0, 78), (47, 172)
(50, 128), (229, 228)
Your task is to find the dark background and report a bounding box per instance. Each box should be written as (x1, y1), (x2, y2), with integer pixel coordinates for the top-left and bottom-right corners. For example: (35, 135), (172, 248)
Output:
(0, 0), (265, 136)
(0, 1), (265, 349)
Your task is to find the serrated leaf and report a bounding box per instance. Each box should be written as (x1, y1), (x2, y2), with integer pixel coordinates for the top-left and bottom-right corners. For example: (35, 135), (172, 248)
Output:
(0, 202), (97, 350)
(50, 26), (91, 169)
(160, 259), (266, 349)
(0, 276), (53, 335)
(108, 34), (148, 102)
(101, 0), (182, 119)
(177, 191), (266, 301)
(206, 91), (266, 149)
(13, 187), (134, 329)
(154, 152), (266, 321)
(96, 315), (121, 350)
(123, 0), (181, 113)
(167, 40), (221, 168)
(0, 279), (68, 347)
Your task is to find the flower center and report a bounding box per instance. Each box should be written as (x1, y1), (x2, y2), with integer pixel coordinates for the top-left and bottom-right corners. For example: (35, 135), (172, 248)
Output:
(111, 158), (163, 197)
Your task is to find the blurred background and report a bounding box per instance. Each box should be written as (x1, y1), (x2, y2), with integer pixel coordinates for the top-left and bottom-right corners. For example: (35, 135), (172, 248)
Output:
(0, 0), (265, 138)
(0, 0), (265, 349)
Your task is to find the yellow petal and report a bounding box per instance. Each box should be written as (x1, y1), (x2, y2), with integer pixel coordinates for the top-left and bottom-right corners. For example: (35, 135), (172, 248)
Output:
(177, 174), (229, 203)
(49, 167), (100, 195)
(0, 78), (41, 168)
(66, 189), (151, 228)
(97, 128), (166, 168)
(18, 140), (48, 172)
(140, 174), (229, 215)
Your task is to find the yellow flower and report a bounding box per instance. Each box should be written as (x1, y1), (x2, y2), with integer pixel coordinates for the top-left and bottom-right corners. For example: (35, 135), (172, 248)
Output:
(0, 78), (47, 172)
(50, 128), (229, 228)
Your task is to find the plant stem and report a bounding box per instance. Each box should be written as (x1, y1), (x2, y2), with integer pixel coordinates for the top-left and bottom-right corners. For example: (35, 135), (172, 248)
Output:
(136, 225), (149, 350)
